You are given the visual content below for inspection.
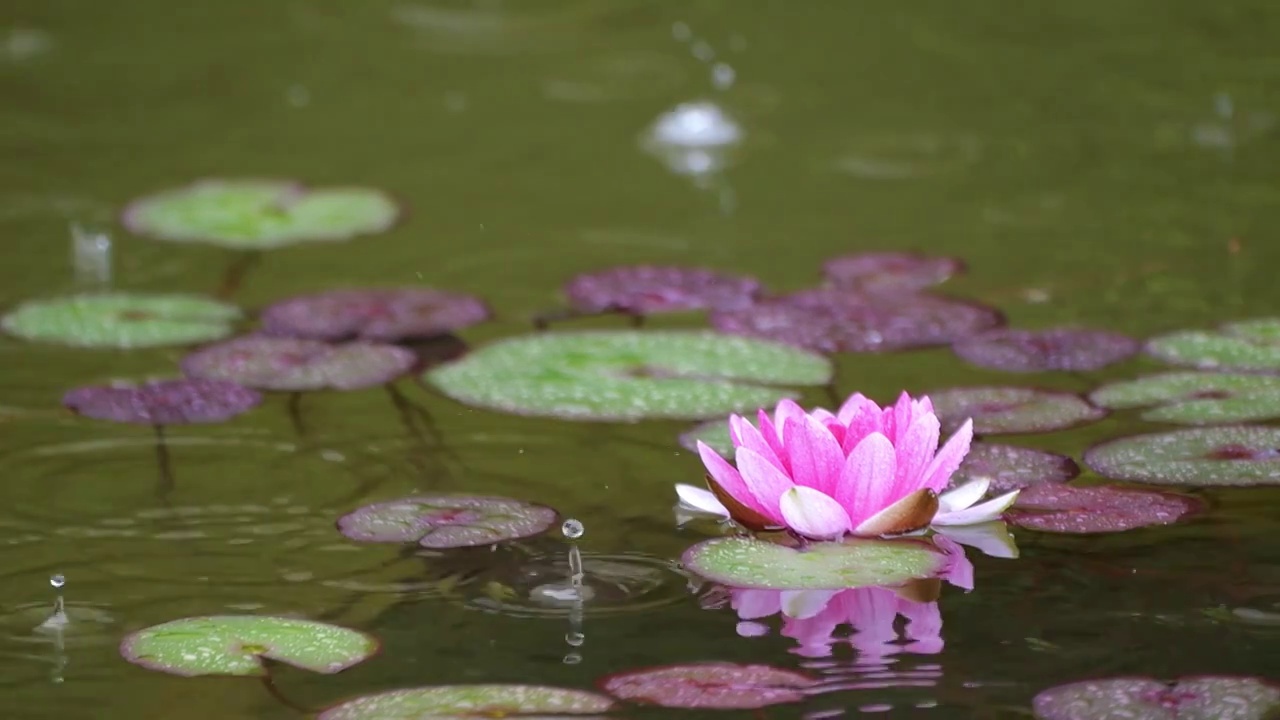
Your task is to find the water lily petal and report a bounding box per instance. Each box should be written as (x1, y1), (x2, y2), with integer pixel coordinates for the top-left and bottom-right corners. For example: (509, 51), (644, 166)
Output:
(735, 446), (796, 521)
(755, 408), (790, 470)
(836, 392), (880, 426)
(932, 522), (1019, 559)
(897, 413), (942, 492)
(853, 488), (939, 536)
(772, 399), (808, 445)
(931, 489), (1019, 526)
(697, 441), (768, 518)
(837, 432), (897, 521)
(732, 589), (782, 619)
(937, 478), (990, 514)
(886, 391), (914, 444)
(920, 418), (974, 492)
(732, 414), (787, 474)
(675, 483), (728, 516)
(783, 414), (844, 496)
(780, 589), (839, 619)
(934, 535), (974, 591)
(779, 486), (853, 539)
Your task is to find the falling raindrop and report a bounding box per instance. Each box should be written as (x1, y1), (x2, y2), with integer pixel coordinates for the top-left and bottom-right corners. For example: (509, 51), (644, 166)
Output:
(711, 62), (736, 91)
(561, 518), (584, 540)
(50, 574), (66, 589)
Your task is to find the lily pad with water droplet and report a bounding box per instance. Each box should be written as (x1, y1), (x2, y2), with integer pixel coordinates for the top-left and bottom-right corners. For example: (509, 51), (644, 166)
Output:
(950, 442), (1080, 494)
(1033, 676), (1280, 720)
(953, 327), (1140, 373)
(119, 615), (377, 677)
(1089, 372), (1280, 425)
(122, 179), (401, 249)
(1146, 319), (1280, 372)
(63, 379), (262, 424)
(681, 536), (944, 590)
(563, 265), (760, 314)
(710, 290), (1003, 354)
(678, 417), (733, 455)
(929, 386), (1106, 435)
(338, 494), (558, 549)
(822, 251), (963, 293)
(1084, 426), (1280, 487)
(600, 662), (814, 710)
(2, 293), (241, 349)
(260, 288), (490, 342)
(1009, 484), (1202, 534)
(181, 336), (416, 391)
(424, 330), (831, 421)
(319, 684), (616, 719)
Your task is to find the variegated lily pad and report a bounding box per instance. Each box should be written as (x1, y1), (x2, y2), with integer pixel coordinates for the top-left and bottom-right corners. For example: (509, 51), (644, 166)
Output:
(950, 442), (1080, 494)
(424, 330), (831, 421)
(929, 386), (1106, 435)
(953, 327), (1139, 373)
(182, 336), (416, 391)
(122, 179), (400, 249)
(822, 251), (963, 293)
(337, 495), (558, 548)
(1147, 319), (1280, 372)
(1009, 484), (1202, 534)
(599, 662), (814, 709)
(2, 293), (240, 349)
(563, 265), (760, 314)
(1033, 676), (1280, 720)
(318, 684), (616, 719)
(260, 288), (490, 342)
(120, 615), (377, 677)
(1089, 372), (1280, 425)
(1084, 426), (1280, 487)
(681, 537), (944, 590)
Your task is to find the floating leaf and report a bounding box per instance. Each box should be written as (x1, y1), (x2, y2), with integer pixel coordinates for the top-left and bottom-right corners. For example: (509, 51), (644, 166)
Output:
(1084, 426), (1280, 487)
(1033, 676), (1280, 720)
(822, 251), (963, 293)
(952, 327), (1139, 372)
(599, 662), (814, 710)
(2, 293), (240, 349)
(1009, 484), (1202, 534)
(678, 417), (733, 455)
(425, 330), (831, 421)
(710, 290), (1003, 353)
(337, 495), (558, 548)
(563, 265), (760, 314)
(929, 386), (1106, 435)
(950, 442), (1080, 494)
(181, 336), (416, 391)
(260, 288), (490, 342)
(1147, 319), (1280, 372)
(681, 536), (944, 590)
(119, 615), (377, 677)
(318, 684), (616, 719)
(1089, 372), (1280, 425)
(122, 179), (400, 249)
(63, 379), (261, 424)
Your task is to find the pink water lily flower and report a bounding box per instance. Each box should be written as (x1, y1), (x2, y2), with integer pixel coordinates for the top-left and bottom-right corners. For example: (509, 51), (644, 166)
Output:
(678, 392), (1018, 540)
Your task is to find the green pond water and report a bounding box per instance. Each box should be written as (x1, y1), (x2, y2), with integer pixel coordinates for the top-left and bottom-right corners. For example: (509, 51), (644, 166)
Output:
(3, 1), (1280, 718)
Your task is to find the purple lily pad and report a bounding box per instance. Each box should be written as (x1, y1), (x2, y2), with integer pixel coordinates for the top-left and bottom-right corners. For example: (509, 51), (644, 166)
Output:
(822, 251), (963, 293)
(1008, 484), (1202, 534)
(564, 265), (761, 314)
(929, 386), (1107, 435)
(62, 379), (261, 425)
(318, 684), (616, 719)
(1033, 675), (1280, 720)
(952, 327), (1140, 373)
(598, 662), (815, 710)
(260, 288), (490, 342)
(949, 442), (1080, 494)
(1084, 426), (1280, 487)
(337, 494), (558, 549)
(710, 290), (1003, 354)
(181, 336), (416, 391)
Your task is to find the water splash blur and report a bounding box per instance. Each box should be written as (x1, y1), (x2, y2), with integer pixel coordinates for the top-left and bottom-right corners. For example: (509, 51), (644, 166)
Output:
(36, 574), (69, 684)
(70, 223), (111, 291)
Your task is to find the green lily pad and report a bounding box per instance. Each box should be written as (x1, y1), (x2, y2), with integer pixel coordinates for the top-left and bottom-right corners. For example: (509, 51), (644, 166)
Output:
(680, 536), (944, 590)
(317, 684), (617, 719)
(1084, 426), (1280, 487)
(678, 417), (732, 455)
(122, 179), (400, 250)
(119, 615), (378, 677)
(929, 386), (1107, 435)
(1146, 319), (1280, 372)
(1089, 372), (1280, 425)
(2, 293), (241, 349)
(425, 330), (832, 421)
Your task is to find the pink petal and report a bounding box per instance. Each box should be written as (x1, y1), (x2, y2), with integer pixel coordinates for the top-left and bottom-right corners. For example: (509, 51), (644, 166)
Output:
(734, 446), (796, 521)
(726, 414), (743, 447)
(836, 432), (897, 525)
(836, 392), (880, 425)
(779, 486), (852, 540)
(697, 441), (769, 517)
(782, 415), (844, 496)
(772, 399), (807, 444)
(887, 391), (914, 444)
(732, 589), (782, 620)
(920, 419), (974, 492)
(895, 413), (941, 490)
(756, 409), (790, 472)
(934, 535), (974, 591)
(780, 590), (839, 619)
(732, 415), (787, 474)
(841, 402), (883, 456)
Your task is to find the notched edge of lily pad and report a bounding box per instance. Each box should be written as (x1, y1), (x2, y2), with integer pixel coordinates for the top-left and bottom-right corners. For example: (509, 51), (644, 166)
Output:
(336, 494), (560, 549)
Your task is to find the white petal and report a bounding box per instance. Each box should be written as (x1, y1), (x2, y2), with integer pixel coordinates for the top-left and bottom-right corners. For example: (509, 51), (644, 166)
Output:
(675, 484), (729, 516)
(779, 486), (852, 540)
(937, 478), (990, 513)
(780, 590), (838, 619)
(933, 522), (1020, 559)
(931, 489), (1019, 526)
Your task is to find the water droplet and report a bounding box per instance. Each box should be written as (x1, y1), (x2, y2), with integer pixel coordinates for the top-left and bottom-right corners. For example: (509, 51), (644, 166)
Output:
(561, 518), (584, 539)
(565, 631), (585, 647)
(49, 574), (65, 589)
(711, 62), (736, 90)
